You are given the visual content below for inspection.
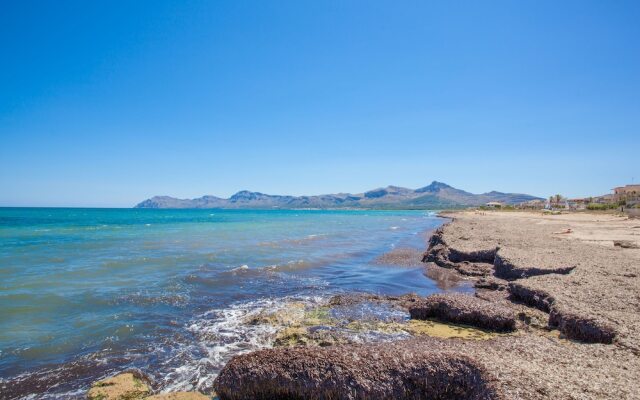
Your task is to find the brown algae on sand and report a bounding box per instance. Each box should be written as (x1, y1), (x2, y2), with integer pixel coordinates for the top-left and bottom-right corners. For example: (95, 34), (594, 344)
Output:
(87, 373), (151, 400)
(344, 318), (498, 340)
(404, 319), (498, 340)
(87, 372), (212, 400)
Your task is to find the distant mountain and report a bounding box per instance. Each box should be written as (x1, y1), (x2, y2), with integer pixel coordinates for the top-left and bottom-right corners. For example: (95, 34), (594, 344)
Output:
(135, 181), (542, 209)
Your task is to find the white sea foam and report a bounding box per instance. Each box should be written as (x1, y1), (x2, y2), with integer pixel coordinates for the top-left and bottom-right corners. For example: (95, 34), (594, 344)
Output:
(160, 296), (324, 393)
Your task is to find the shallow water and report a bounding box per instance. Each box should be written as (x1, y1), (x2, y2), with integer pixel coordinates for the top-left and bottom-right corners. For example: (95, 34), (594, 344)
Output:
(0, 208), (449, 398)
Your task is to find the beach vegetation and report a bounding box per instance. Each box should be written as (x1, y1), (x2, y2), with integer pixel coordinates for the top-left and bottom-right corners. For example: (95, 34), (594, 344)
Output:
(586, 203), (619, 210)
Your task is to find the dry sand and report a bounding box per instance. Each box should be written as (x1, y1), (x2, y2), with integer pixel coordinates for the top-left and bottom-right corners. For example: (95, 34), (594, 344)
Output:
(424, 210), (640, 399)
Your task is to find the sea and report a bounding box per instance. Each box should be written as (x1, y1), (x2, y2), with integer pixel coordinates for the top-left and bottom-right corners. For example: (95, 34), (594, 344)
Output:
(0, 208), (450, 399)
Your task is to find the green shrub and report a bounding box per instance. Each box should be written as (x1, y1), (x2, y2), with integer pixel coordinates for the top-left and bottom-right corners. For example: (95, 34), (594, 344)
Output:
(586, 203), (618, 210)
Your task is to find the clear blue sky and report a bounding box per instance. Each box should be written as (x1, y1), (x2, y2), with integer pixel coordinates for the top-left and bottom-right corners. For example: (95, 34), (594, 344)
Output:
(1, 1), (639, 207)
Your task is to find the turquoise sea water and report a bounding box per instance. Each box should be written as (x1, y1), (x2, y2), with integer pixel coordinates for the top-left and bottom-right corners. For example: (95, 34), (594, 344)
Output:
(0, 208), (448, 398)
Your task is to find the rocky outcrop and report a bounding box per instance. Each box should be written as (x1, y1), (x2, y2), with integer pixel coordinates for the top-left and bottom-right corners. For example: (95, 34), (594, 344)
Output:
(409, 294), (516, 332)
(213, 340), (504, 400)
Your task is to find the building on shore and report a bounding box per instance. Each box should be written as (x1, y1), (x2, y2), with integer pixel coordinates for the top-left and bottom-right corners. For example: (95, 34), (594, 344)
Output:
(518, 199), (546, 210)
(613, 185), (640, 207)
(592, 194), (614, 204)
(485, 201), (505, 208)
(567, 198), (589, 210)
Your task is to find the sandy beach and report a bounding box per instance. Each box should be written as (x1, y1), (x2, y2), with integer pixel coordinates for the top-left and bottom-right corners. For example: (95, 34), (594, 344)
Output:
(210, 210), (640, 399)
(419, 210), (640, 398)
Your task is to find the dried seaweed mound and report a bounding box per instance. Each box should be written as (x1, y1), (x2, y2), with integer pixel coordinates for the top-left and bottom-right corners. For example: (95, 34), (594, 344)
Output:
(409, 294), (516, 332)
(549, 306), (616, 344)
(508, 282), (555, 312)
(494, 251), (575, 280)
(509, 282), (616, 344)
(213, 340), (503, 400)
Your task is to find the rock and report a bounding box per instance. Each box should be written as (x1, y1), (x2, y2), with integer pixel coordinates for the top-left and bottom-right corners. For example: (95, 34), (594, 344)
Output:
(87, 372), (151, 400)
(409, 293), (516, 332)
(213, 340), (503, 400)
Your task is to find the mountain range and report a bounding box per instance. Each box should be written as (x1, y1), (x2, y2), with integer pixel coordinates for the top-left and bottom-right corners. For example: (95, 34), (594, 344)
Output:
(134, 181), (542, 209)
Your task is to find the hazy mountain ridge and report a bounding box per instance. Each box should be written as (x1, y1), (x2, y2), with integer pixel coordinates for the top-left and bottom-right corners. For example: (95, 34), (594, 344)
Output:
(135, 181), (542, 209)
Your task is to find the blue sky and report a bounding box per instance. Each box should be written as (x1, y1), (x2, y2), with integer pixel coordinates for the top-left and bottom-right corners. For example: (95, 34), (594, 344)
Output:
(1, 1), (639, 207)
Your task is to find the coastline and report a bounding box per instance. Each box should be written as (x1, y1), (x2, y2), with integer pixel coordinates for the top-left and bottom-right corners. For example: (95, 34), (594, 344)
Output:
(209, 210), (639, 399)
(11, 210), (640, 399)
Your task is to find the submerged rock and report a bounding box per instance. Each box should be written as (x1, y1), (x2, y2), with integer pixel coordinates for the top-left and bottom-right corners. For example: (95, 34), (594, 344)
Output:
(213, 340), (503, 400)
(409, 293), (516, 332)
(246, 302), (333, 328)
(273, 325), (353, 347)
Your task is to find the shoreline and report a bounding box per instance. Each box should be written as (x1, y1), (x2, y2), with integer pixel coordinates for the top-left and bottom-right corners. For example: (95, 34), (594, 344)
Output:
(211, 210), (639, 399)
(12, 210), (640, 399)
